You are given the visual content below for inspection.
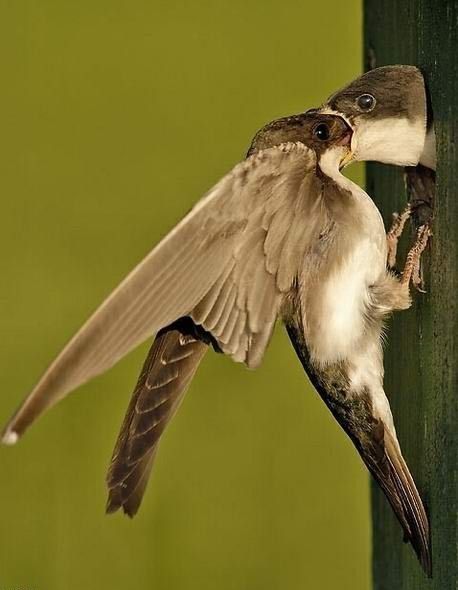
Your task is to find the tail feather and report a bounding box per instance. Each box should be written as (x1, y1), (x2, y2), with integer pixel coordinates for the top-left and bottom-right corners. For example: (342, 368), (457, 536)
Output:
(346, 418), (431, 576)
(378, 430), (431, 576)
(285, 322), (432, 576)
(343, 415), (431, 577)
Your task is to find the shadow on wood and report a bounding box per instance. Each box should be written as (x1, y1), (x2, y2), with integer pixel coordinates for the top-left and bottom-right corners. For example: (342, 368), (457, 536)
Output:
(365, 1), (457, 588)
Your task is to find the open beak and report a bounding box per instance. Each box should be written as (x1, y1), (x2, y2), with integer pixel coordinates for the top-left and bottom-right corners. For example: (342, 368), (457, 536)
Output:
(337, 127), (354, 168)
(339, 149), (353, 169)
(318, 107), (355, 168)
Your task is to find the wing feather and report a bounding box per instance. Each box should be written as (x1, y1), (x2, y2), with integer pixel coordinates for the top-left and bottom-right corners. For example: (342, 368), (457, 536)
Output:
(3, 142), (322, 442)
(286, 322), (432, 576)
(191, 263), (234, 324)
(106, 322), (209, 516)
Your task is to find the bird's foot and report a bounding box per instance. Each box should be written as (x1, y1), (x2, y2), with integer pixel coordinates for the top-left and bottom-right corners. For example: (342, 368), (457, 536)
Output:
(386, 203), (412, 269)
(400, 224), (432, 293)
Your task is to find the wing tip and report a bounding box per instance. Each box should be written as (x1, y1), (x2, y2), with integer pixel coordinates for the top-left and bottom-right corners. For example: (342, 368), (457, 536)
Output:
(105, 492), (122, 516)
(421, 548), (433, 578)
(2, 428), (19, 446)
(413, 519), (433, 578)
(412, 534), (432, 578)
(407, 507), (432, 578)
(105, 491), (138, 519)
(406, 515), (432, 577)
(384, 429), (432, 577)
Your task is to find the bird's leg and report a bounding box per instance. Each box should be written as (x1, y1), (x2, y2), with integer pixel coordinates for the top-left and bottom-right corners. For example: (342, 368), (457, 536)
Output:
(386, 203), (412, 269)
(400, 224), (432, 293)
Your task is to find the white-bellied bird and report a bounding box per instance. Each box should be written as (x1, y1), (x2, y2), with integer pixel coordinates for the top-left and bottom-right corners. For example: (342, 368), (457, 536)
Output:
(2, 107), (432, 574)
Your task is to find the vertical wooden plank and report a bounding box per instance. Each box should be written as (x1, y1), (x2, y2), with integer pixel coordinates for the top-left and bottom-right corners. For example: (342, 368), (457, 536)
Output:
(364, 1), (457, 588)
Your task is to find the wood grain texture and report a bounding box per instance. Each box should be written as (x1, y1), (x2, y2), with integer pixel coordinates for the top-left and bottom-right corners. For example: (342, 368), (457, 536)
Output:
(365, 1), (457, 588)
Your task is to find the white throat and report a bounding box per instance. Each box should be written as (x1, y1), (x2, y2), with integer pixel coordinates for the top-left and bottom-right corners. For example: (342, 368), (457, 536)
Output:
(319, 106), (435, 169)
(318, 147), (347, 181)
(352, 116), (427, 167)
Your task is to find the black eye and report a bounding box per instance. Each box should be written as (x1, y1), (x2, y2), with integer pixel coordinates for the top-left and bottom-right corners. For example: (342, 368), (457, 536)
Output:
(313, 123), (330, 141)
(356, 93), (376, 111)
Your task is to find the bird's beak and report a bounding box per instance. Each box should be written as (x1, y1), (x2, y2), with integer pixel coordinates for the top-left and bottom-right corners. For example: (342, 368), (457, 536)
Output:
(339, 149), (354, 169)
(336, 128), (354, 169)
(317, 106), (356, 168)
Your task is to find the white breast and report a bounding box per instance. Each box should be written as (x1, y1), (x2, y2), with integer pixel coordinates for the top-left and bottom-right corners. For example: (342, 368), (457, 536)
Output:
(306, 236), (385, 365)
(353, 117), (426, 166)
(304, 151), (387, 365)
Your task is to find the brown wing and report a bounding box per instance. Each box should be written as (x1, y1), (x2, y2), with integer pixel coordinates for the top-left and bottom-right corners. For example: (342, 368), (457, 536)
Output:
(2, 142), (325, 444)
(373, 428), (431, 576)
(106, 319), (208, 516)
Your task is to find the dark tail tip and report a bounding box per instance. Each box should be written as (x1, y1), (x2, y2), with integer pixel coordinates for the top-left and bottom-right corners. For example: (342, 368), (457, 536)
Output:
(384, 430), (432, 577)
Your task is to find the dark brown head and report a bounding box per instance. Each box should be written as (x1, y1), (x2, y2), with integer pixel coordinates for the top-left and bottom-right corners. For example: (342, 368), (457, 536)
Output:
(248, 113), (352, 162)
(320, 65), (430, 166)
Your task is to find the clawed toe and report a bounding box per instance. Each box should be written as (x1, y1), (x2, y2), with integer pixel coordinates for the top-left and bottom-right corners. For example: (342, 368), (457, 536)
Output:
(401, 224), (432, 290)
(386, 203), (412, 269)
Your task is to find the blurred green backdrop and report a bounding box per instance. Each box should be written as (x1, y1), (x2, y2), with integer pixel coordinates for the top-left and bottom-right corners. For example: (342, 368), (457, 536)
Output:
(0, 1), (368, 589)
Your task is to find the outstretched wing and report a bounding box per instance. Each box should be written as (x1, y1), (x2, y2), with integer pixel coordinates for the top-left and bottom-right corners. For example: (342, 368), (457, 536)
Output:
(2, 142), (325, 444)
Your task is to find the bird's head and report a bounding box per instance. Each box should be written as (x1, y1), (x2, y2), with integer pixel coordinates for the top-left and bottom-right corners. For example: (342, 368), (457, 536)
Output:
(306, 114), (355, 176)
(248, 112), (353, 169)
(318, 65), (435, 169)
(306, 114), (353, 169)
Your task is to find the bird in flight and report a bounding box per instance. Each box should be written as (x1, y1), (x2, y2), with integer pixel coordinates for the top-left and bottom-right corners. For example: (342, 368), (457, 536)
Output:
(2, 67), (433, 575)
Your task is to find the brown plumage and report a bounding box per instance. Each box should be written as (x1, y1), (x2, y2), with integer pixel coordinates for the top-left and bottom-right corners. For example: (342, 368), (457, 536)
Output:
(320, 65), (436, 169)
(286, 321), (431, 576)
(1, 110), (431, 574)
(106, 319), (208, 516)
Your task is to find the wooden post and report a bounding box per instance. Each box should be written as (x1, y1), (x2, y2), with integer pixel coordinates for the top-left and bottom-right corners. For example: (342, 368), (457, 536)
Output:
(364, 1), (457, 588)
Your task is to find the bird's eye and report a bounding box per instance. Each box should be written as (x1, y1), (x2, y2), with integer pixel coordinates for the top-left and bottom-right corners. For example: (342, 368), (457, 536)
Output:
(313, 123), (330, 141)
(356, 93), (376, 111)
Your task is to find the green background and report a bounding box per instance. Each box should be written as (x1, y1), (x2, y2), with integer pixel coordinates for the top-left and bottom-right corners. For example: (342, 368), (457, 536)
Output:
(0, 2), (368, 588)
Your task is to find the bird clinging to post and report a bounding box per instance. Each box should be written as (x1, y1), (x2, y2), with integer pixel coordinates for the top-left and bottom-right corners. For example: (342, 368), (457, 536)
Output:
(2, 68), (433, 576)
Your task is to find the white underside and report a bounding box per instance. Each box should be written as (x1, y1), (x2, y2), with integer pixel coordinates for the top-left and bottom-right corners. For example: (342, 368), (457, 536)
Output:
(306, 150), (387, 368)
(308, 234), (384, 366)
(304, 149), (389, 409)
